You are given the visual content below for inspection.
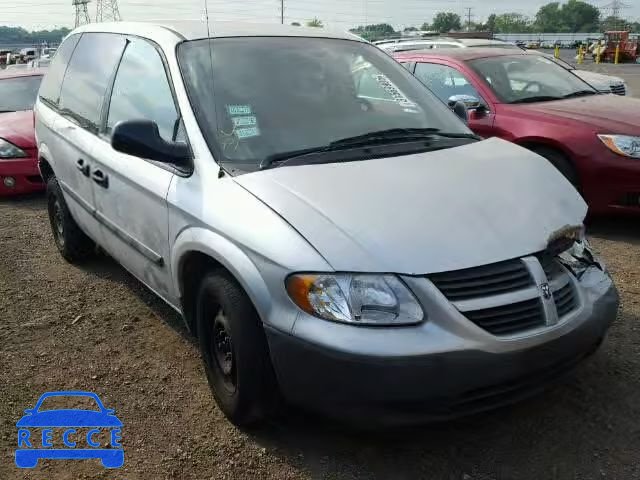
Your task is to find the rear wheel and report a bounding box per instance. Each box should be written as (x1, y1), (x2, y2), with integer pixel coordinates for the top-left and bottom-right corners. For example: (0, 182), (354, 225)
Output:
(46, 177), (94, 263)
(196, 270), (277, 426)
(530, 146), (579, 188)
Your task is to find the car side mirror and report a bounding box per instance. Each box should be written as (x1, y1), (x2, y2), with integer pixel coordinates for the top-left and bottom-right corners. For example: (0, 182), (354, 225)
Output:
(451, 101), (468, 124)
(448, 94), (482, 110)
(111, 120), (190, 165)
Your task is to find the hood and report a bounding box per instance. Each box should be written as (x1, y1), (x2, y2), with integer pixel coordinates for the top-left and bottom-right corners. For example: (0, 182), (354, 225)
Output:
(512, 94), (640, 134)
(0, 110), (35, 148)
(16, 409), (123, 427)
(236, 138), (586, 275)
(574, 69), (625, 90)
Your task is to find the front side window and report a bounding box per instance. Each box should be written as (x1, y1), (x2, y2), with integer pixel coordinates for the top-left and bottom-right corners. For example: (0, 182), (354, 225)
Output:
(414, 63), (482, 104)
(39, 34), (80, 105)
(58, 33), (126, 131)
(178, 37), (471, 172)
(470, 55), (594, 103)
(0, 76), (43, 112)
(106, 38), (179, 142)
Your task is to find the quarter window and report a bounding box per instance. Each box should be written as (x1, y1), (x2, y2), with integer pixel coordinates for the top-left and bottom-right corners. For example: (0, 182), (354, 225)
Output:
(414, 62), (482, 104)
(58, 33), (126, 132)
(106, 39), (179, 143)
(39, 34), (80, 106)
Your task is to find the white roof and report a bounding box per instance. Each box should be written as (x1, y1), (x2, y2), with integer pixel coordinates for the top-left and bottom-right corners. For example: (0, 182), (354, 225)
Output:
(74, 20), (364, 43)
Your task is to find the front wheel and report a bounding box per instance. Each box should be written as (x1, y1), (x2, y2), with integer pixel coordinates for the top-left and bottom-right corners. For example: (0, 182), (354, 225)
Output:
(196, 271), (278, 426)
(530, 146), (579, 189)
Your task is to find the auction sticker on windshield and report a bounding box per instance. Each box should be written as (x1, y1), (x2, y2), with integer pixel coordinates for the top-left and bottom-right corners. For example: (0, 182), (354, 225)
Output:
(15, 391), (124, 469)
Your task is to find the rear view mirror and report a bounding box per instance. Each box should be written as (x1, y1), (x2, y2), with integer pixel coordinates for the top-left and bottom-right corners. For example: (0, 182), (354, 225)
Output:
(111, 120), (190, 165)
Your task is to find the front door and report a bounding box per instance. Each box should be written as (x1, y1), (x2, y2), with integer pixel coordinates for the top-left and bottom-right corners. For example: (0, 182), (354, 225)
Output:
(413, 61), (496, 138)
(91, 37), (184, 299)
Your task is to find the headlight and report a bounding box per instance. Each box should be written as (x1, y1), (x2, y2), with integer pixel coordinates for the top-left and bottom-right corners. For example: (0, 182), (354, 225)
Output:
(0, 138), (27, 159)
(598, 134), (640, 159)
(286, 273), (424, 326)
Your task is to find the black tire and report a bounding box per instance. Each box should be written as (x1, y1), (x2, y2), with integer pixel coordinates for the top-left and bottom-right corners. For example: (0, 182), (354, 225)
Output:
(530, 146), (579, 188)
(196, 270), (277, 426)
(46, 177), (95, 263)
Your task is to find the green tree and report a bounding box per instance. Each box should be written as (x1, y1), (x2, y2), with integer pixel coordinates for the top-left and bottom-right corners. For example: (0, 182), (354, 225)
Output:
(431, 12), (462, 33)
(493, 13), (532, 33)
(420, 22), (432, 31)
(0, 26), (70, 45)
(350, 23), (396, 41)
(535, 2), (563, 32)
(485, 14), (497, 32)
(307, 18), (323, 28)
(561, 0), (599, 32)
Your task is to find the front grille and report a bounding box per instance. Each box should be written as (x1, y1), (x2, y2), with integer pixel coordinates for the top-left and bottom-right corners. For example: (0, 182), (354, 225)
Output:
(554, 282), (578, 318)
(538, 253), (565, 280)
(429, 258), (532, 301)
(610, 84), (626, 96)
(616, 192), (640, 207)
(465, 298), (545, 336)
(26, 175), (43, 184)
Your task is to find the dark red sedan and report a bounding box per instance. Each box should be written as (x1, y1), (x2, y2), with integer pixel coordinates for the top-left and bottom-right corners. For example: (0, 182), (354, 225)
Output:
(0, 69), (45, 196)
(394, 48), (640, 215)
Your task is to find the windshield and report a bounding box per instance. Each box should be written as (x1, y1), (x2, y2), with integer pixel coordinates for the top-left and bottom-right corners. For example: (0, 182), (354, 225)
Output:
(469, 55), (594, 103)
(0, 75), (42, 111)
(178, 37), (471, 171)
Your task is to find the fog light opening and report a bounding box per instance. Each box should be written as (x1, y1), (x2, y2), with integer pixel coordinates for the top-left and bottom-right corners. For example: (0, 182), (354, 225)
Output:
(3, 176), (16, 188)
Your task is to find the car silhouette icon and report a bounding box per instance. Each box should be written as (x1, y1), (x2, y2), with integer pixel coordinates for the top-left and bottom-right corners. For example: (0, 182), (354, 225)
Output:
(15, 391), (123, 468)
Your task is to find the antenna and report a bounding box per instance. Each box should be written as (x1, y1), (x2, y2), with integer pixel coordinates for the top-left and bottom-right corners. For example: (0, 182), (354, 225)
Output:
(72, 0), (91, 28)
(96, 0), (122, 22)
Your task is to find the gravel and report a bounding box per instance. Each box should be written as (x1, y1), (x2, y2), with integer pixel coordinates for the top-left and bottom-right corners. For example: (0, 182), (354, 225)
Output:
(1, 194), (639, 479)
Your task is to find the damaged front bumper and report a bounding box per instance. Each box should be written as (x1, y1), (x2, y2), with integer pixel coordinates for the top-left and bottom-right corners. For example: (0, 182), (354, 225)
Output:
(266, 259), (618, 425)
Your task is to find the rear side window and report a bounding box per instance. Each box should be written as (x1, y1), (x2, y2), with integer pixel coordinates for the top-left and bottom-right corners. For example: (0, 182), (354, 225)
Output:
(59, 33), (126, 132)
(414, 62), (482, 104)
(39, 34), (80, 106)
(106, 38), (179, 142)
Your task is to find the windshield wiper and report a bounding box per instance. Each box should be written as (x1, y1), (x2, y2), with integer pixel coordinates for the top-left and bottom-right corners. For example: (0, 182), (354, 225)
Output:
(329, 128), (479, 147)
(510, 96), (563, 104)
(563, 90), (597, 99)
(260, 129), (479, 170)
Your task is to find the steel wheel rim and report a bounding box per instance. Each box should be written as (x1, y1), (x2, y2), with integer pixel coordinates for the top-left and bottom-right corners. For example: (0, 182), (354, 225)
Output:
(52, 199), (65, 247)
(210, 309), (237, 393)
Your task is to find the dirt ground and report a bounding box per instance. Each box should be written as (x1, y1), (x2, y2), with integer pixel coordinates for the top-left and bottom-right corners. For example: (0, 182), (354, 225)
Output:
(1, 192), (639, 479)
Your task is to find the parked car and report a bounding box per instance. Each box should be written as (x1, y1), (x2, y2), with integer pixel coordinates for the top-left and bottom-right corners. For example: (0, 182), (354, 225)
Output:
(0, 69), (45, 196)
(377, 37), (520, 54)
(36, 22), (618, 426)
(395, 48), (640, 215)
(528, 50), (629, 96)
(19, 48), (38, 62)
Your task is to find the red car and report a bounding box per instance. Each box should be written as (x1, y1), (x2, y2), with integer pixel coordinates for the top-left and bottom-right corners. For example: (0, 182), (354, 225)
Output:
(394, 48), (640, 215)
(0, 69), (45, 196)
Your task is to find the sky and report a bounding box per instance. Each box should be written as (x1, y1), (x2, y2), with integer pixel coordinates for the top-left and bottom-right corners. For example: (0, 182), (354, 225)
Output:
(1, 0), (639, 32)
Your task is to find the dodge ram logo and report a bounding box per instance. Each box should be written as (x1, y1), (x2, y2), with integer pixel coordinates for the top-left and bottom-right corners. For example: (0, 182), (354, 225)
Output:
(540, 283), (552, 300)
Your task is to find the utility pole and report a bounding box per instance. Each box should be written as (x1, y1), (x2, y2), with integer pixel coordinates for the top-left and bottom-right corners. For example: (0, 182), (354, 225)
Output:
(96, 0), (122, 22)
(465, 7), (474, 32)
(72, 0), (91, 28)
(280, 0), (284, 24)
(600, 1), (630, 30)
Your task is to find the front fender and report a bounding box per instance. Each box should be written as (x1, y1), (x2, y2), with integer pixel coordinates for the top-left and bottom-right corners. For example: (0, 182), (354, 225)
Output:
(171, 227), (276, 327)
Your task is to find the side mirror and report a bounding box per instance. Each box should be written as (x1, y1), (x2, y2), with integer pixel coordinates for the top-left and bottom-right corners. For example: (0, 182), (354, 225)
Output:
(448, 94), (481, 110)
(111, 120), (190, 165)
(451, 101), (468, 124)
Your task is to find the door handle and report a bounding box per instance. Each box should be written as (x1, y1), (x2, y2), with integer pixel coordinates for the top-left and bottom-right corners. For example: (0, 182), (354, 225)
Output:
(76, 158), (90, 177)
(91, 169), (109, 189)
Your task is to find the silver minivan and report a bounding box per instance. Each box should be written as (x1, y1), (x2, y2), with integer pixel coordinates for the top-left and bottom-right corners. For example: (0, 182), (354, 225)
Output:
(36, 21), (619, 426)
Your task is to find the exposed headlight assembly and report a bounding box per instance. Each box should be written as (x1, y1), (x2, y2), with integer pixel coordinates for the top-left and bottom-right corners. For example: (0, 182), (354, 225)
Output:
(286, 273), (424, 326)
(0, 138), (27, 159)
(598, 134), (640, 159)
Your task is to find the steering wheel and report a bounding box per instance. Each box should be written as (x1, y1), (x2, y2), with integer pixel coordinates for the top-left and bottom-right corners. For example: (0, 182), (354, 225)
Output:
(521, 81), (543, 92)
